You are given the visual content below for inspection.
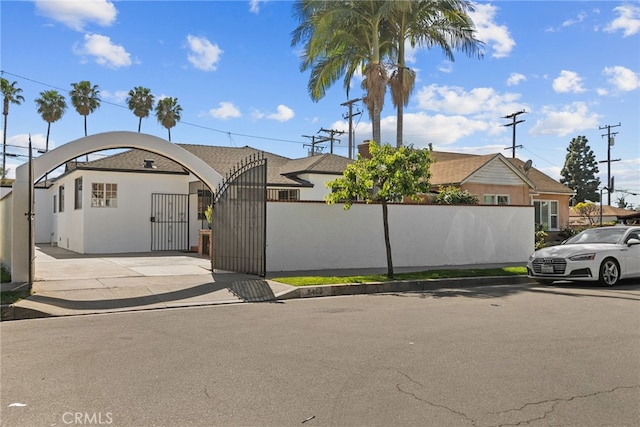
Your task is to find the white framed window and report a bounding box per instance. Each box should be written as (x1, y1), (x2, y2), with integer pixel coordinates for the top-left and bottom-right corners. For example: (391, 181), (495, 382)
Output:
(534, 200), (558, 230)
(58, 185), (65, 212)
(74, 177), (83, 210)
(91, 183), (118, 207)
(53, 195), (57, 213)
(483, 194), (509, 205)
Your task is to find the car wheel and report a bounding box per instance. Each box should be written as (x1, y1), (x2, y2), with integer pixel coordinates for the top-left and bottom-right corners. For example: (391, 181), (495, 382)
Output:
(599, 258), (620, 286)
(535, 279), (554, 285)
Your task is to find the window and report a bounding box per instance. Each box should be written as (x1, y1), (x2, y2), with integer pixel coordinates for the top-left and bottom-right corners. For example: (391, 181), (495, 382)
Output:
(267, 188), (300, 201)
(197, 189), (213, 220)
(483, 194), (509, 205)
(74, 177), (83, 210)
(534, 200), (558, 230)
(58, 185), (65, 212)
(91, 183), (118, 207)
(53, 195), (57, 213)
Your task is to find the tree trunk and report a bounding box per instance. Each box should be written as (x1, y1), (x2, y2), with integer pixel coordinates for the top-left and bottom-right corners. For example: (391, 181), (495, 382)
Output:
(2, 113), (7, 180)
(138, 117), (142, 133)
(168, 128), (172, 142)
(381, 200), (394, 278)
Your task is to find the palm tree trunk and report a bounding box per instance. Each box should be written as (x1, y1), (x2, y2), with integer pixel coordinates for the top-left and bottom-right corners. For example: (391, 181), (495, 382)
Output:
(396, 68), (404, 148)
(381, 200), (394, 278)
(138, 117), (142, 133)
(168, 128), (171, 142)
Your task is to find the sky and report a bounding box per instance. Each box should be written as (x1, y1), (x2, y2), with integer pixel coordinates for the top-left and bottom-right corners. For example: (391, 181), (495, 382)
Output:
(1, 0), (639, 207)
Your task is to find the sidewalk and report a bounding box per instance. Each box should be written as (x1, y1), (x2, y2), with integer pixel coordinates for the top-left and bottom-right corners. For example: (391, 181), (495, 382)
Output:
(1, 245), (531, 320)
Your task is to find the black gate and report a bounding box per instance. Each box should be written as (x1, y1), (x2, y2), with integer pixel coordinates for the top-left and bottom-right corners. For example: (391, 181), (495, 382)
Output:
(212, 153), (267, 276)
(150, 193), (189, 251)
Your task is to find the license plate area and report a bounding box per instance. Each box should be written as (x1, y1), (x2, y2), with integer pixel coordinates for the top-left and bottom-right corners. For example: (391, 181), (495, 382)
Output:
(541, 264), (554, 274)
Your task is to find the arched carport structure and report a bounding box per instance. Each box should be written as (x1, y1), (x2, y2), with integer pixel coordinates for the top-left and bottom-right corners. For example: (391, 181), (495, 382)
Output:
(11, 131), (224, 284)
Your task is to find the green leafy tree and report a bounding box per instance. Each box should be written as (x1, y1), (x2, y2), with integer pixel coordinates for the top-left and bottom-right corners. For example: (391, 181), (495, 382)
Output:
(560, 136), (600, 203)
(387, 0), (482, 147)
(325, 141), (433, 278)
(35, 90), (67, 153)
(155, 97), (182, 142)
(127, 86), (155, 133)
(1, 78), (24, 180)
(434, 185), (478, 205)
(70, 80), (101, 138)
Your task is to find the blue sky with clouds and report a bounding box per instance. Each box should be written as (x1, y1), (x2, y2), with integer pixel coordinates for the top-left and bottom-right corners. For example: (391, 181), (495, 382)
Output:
(2, 0), (639, 206)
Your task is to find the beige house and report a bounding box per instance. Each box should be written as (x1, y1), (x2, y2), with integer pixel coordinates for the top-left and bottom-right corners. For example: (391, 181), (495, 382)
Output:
(569, 204), (639, 227)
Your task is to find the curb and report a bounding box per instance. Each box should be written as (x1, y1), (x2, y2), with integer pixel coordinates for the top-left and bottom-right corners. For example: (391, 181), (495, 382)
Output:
(275, 275), (535, 300)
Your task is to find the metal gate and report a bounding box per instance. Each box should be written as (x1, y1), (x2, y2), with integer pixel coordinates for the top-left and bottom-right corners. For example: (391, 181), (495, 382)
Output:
(150, 193), (189, 251)
(212, 153), (267, 276)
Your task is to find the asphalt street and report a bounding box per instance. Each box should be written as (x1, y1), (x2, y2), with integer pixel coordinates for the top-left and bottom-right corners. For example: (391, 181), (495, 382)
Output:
(1, 281), (639, 427)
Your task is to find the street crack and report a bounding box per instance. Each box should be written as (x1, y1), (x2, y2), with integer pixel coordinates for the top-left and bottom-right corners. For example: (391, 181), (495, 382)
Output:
(395, 369), (478, 426)
(493, 385), (640, 427)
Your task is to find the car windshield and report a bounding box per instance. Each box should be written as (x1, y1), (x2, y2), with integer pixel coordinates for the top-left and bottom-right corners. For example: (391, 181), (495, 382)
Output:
(565, 228), (626, 245)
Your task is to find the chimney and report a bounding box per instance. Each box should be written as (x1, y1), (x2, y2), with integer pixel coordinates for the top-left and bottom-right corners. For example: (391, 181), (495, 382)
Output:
(357, 140), (373, 159)
(143, 159), (156, 169)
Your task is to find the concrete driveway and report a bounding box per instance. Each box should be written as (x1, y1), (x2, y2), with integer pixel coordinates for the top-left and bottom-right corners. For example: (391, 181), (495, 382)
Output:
(2, 245), (292, 319)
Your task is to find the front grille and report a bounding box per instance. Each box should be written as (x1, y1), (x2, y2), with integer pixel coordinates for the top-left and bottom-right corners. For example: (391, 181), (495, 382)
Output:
(532, 258), (567, 274)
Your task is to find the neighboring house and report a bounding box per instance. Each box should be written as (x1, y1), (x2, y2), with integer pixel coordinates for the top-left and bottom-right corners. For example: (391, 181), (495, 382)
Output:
(357, 143), (575, 237)
(42, 144), (351, 254)
(569, 204), (639, 227)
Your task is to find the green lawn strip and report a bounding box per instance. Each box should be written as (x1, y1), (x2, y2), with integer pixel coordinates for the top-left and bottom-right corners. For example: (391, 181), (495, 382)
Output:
(272, 266), (527, 287)
(1, 291), (30, 306)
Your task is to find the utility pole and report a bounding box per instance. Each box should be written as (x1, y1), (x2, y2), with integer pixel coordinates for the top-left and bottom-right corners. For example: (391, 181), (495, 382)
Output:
(318, 128), (345, 154)
(502, 110), (526, 158)
(302, 135), (325, 156)
(598, 123), (621, 205)
(341, 98), (361, 159)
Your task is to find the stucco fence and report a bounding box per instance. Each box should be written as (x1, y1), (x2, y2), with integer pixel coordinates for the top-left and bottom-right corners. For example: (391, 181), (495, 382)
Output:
(0, 194), (534, 277)
(266, 202), (534, 272)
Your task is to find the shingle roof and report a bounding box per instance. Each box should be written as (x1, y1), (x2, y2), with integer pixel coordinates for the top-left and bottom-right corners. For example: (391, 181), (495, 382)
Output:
(70, 144), (348, 187)
(429, 151), (574, 195)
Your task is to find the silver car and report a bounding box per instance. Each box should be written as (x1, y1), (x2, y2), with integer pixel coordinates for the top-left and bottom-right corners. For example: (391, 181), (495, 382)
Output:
(527, 226), (640, 286)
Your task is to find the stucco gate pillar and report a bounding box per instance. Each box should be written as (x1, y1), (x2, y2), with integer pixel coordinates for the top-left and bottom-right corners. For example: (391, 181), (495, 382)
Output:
(11, 131), (224, 284)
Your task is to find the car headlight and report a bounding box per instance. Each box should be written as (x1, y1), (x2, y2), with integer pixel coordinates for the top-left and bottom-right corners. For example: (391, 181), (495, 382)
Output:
(528, 253), (536, 261)
(569, 253), (595, 261)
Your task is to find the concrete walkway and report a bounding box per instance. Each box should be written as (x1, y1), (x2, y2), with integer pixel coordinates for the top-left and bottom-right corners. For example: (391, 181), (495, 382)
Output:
(1, 245), (531, 320)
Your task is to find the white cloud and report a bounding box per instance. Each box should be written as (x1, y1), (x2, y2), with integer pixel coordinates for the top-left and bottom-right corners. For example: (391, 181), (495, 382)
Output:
(603, 66), (640, 91)
(35, 0), (117, 31)
(252, 105), (295, 122)
(186, 35), (223, 71)
(73, 34), (131, 68)
(249, 0), (267, 14)
(604, 4), (640, 37)
(468, 3), (515, 58)
(415, 84), (525, 118)
(562, 11), (587, 28)
(7, 133), (48, 152)
(506, 73), (526, 86)
(207, 102), (242, 120)
(552, 70), (585, 93)
(268, 105), (295, 122)
(530, 102), (601, 137)
(101, 90), (128, 103)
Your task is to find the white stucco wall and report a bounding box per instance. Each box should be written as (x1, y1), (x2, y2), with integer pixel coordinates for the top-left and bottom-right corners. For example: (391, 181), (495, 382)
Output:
(34, 188), (54, 244)
(266, 202), (534, 272)
(0, 192), (12, 269)
(297, 173), (337, 201)
(50, 170), (190, 254)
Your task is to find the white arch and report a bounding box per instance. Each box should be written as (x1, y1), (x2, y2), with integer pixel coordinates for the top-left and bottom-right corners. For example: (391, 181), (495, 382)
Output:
(11, 131), (224, 284)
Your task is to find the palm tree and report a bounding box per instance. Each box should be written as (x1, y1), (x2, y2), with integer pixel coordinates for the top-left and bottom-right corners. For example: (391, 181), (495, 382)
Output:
(155, 97), (182, 142)
(70, 80), (101, 138)
(292, 0), (396, 144)
(387, 0), (483, 147)
(1, 78), (25, 180)
(35, 90), (68, 153)
(127, 86), (155, 133)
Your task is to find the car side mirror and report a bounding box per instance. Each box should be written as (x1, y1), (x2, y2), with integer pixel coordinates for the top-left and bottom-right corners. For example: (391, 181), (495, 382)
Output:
(627, 238), (640, 246)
